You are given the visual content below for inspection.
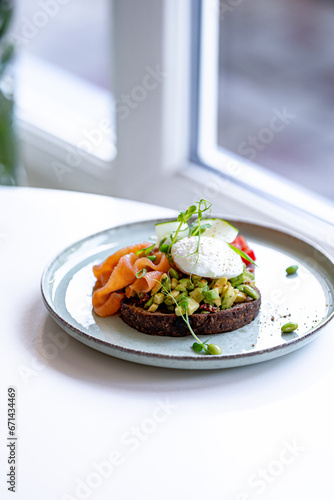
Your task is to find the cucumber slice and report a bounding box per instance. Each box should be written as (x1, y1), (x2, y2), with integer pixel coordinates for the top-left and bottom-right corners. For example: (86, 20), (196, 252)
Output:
(193, 218), (238, 243)
(155, 221), (189, 246)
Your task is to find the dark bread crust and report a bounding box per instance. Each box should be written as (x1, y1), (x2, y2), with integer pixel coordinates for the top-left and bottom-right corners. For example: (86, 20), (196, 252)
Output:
(120, 288), (261, 337)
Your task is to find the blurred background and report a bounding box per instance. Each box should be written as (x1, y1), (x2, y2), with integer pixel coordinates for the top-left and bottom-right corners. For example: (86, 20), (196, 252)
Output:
(218, 0), (334, 200)
(1, 0), (334, 206)
(12, 0), (110, 88)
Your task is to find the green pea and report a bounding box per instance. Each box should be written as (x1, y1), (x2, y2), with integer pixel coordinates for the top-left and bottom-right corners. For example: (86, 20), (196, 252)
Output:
(144, 297), (154, 309)
(176, 291), (189, 302)
(229, 273), (244, 287)
(286, 265), (298, 275)
(164, 297), (174, 306)
(244, 270), (255, 281)
(281, 322), (298, 333)
(203, 288), (220, 302)
(161, 284), (171, 294)
(169, 268), (180, 280)
(159, 244), (170, 254)
(178, 278), (192, 286)
(175, 284), (187, 292)
(196, 279), (208, 288)
(242, 285), (258, 300)
(207, 344), (222, 355)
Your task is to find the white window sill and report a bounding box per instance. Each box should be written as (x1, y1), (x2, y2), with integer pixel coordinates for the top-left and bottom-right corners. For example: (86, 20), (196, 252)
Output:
(196, 146), (334, 227)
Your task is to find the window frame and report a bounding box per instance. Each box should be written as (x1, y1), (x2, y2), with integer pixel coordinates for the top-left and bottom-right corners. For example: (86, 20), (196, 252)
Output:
(17, 0), (193, 193)
(192, 0), (334, 226)
(16, 0), (334, 238)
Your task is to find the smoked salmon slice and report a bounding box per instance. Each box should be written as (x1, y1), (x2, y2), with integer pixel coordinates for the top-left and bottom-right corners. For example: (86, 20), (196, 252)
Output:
(125, 271), (166, 298)
(93, 241), (150, 287)
(93, 292), (125, 317)
(133, 253), (170, 275)
(92, 242), (171, 317)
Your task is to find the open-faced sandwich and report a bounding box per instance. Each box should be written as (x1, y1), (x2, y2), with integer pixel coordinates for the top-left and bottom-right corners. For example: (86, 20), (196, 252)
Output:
(92, 200), (260, 355)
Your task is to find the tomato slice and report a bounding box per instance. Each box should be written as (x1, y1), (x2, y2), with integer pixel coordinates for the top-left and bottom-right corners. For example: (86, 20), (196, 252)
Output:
(246, 249), (256, 261)
(232, 235), (256, 266)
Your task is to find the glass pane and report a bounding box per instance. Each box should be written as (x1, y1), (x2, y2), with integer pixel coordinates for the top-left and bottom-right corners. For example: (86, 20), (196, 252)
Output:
(12, 0), (110, 89)
(218, 0), (334, 200)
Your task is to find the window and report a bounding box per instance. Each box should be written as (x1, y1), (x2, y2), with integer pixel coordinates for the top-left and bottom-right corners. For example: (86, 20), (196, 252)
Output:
(13, 0), (334, 236)
(195, 0), (334, 224)
(12, 0), (110, 88)
(12, 0), (115, 183)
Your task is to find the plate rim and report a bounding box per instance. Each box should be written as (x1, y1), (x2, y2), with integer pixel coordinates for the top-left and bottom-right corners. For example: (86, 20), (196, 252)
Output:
(41, 217), (334, 365)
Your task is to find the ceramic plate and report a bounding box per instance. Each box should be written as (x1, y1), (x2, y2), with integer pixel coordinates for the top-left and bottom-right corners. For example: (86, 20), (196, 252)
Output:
(41, 218), (334, 369)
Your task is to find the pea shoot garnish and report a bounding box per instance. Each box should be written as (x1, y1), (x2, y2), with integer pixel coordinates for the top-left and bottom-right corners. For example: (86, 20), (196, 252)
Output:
(158, 279), (223, 356)
(143, 199), (258, 355)
(93, 198), (260, 348)
(158, 199), (256, 267)
(192, 339), (222, 355)
(159, 199), (213, 266)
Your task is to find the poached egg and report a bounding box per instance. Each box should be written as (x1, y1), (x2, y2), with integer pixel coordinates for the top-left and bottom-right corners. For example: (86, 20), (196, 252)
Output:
(171, 236), (243, 279)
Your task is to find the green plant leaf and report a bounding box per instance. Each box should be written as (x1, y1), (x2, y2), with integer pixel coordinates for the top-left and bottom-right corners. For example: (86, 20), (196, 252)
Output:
(228, 244), (257, 267)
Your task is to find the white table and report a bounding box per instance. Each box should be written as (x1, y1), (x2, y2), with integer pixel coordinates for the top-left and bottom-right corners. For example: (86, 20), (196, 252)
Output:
(1, 187), (334, 500)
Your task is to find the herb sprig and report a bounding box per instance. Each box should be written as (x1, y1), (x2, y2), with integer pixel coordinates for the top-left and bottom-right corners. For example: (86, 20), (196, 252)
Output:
(228, 244), (258, 267)
(158, 279), (222, 356)
(159, 199), (256, 267)
(160, 199), (213, 265)
(138, 200), (256, 354)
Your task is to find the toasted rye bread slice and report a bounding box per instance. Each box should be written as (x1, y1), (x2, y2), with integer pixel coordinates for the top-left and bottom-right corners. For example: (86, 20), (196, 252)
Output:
(120, 288), (261, 337)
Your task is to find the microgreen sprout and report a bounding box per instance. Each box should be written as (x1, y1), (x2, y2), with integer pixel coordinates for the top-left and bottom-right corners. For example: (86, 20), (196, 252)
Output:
(160, 199), (213, 270)
(150, 200), (255, 354)
(159, 200), (257, 270)
(192, 338), (222, 355)
(186, 200), (213, 264)
(157, 278), (222, 356)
